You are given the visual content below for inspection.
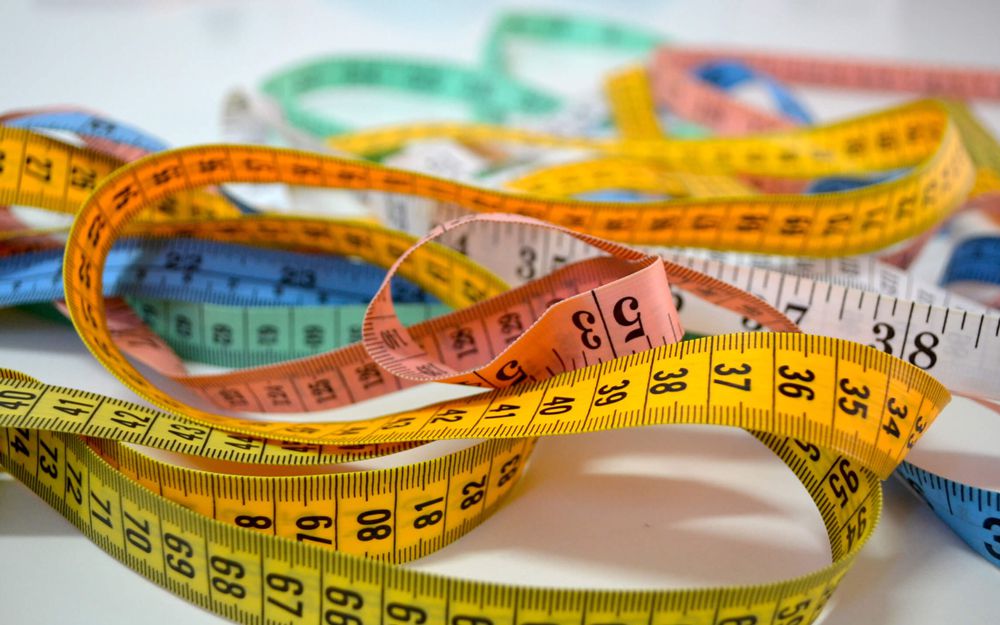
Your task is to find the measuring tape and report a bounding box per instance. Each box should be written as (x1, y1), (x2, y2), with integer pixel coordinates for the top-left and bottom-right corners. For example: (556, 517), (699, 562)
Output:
(0, 235), (458, 369)
(257, 11), (668, 141)
(943, 236), (1000, 289)
(625, 47), (1000, 573)
(0, 237), (436, 309)
(3, 128), (958, 624)
(2, 195), (953, 625)
(402, 204), (1000, 570)
(0, 115), (749, 377)
(1, 13), (997, 624)
(482, 11), (663, 79)
(896, 462), (1000, 565)
(423, 218), (1000, 572)
(692, 60), (813, 124)
(0, 120), (459, 373)
(126, 298), (451, 369)
(3, 108), (262, 215)
(503, 155), (757, 199)
(652, 48), (1000, 194)
(320, 101), (973, 256)
(261, 57), (560, 139)
(1, 342), (924, 623)
(3, 218), (952, 625)
(0, 111), (459, 372)
(0, 121), (528, 395)
(0, 126), (239, 222)
(412, 217), (1000, 404)
(4, 107), (170, 154)
(657, 47), (1000, 102)
(937, 208), (1000, 306)
(634, 245), (987, 313)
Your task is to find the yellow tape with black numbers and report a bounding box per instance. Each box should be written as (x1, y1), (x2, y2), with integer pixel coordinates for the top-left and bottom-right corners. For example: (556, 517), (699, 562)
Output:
(1, 326), (947, 624)
(0, 96), (971, 625)
(324, 100), (973, 255)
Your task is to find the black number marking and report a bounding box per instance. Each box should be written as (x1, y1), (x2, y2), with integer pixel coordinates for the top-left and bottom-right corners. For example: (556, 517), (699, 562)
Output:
(612, 296), (646, 343)
(713, 362), (752, 391)
(164, 532), (196, 579)
(266, 572), (305, 616)
(594, 379), (629, 406)
(777, 365), (815, 400)
(460, 477), (486, 510)
(356, 509), (392, 541)
(209, 555), (246, 599)
(650, 367), (688, 394)
(837, 378), (870, 419)
(827, 458), (860, 508)
(571, 310), (602, 350)
(907, 331), (939, 370)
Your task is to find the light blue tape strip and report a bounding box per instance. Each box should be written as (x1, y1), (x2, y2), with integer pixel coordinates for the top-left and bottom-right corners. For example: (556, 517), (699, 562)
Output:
(896, 461), (1000, 568)
(694, 60), (813, 124)
(7, 110), (169, 151)
(941, 236), (1000, 287)
(0, 238), (431, 308)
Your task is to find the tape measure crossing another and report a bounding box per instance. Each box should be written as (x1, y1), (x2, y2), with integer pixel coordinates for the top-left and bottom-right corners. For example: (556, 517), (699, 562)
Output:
(2, 10), (1000, 625)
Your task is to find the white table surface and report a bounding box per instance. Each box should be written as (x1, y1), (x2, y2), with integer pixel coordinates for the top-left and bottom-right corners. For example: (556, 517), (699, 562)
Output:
(1, 1), (999, 623)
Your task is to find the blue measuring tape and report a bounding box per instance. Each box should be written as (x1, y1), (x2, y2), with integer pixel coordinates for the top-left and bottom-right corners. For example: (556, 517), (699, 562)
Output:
(575, 189), (669, 202)
(941, 236), (1000, 287)
(896, 462), (1000, 567)
(806, 173), (900, 193)
(6, 110), (169, 152)
(693, 60), (813, 124)
(0, 238), (432, 308)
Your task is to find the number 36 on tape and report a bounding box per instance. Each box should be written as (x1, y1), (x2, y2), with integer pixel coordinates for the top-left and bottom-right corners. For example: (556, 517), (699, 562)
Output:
(0, 136), (955, 625)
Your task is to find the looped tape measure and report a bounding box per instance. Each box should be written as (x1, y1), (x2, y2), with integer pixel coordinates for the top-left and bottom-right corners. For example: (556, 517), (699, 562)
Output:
(3, 11), (1000, 625)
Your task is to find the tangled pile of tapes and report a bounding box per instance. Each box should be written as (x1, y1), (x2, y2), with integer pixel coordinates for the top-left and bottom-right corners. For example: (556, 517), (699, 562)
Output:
(2, 11), (998, 625)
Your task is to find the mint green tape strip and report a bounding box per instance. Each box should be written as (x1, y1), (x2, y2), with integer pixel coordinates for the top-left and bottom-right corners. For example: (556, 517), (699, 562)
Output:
(127, 298), (450, 369)
(483, 13), (714, 138)
(482, 11), (665, 78)
(261, 56), (560, 137)
(260, 13), (714, 141)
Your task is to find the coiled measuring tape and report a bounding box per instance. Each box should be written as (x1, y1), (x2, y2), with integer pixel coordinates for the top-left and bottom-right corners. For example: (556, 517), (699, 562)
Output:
(5, 105), (984, 420)
(0, 117), (455, 372)
(334, 48), (1000, 559)
(0, 116), (963, 625)
(1, 14), (997, 625)
(634, 43), (1000, 569)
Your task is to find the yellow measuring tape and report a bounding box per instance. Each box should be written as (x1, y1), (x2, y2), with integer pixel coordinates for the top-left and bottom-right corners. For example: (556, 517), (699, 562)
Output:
(504, 156), (757, 199)
(1, 333), (947, 624)
(3, 101), (976, 257)
(322, 100), (974, 255)
(2, 73), (991, 625)
(0, 114), (957, 623)
(0, 126), (240, 222)
(604, 66), (665, 140)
